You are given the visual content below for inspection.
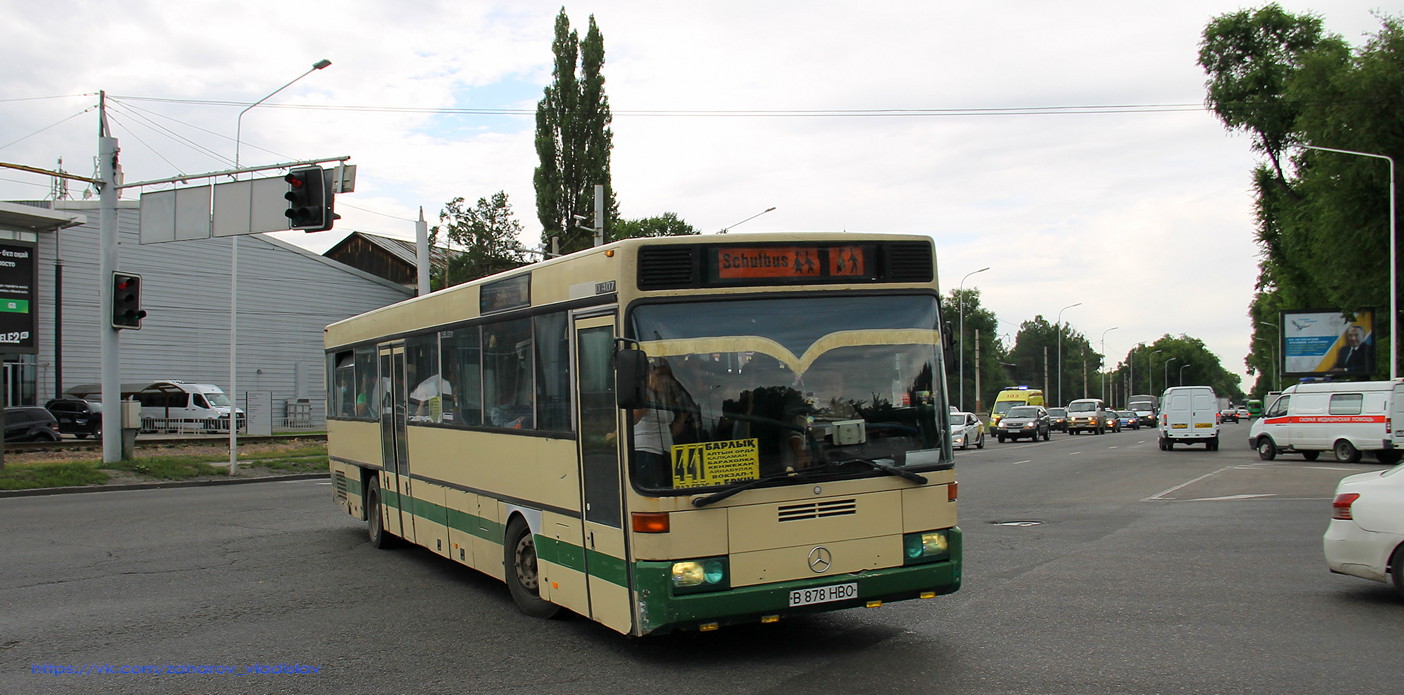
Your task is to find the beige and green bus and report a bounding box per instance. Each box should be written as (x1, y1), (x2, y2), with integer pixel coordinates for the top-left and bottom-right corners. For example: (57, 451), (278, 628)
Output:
(325, 232), (961, 636)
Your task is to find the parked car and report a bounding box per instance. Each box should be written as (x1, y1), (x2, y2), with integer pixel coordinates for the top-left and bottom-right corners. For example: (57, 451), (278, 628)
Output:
(1324, 463), (1404, 599)
(1047, 407), (1068, 432)
(45, 397), (103, 439)
(1116, 410), (1141, 430)
(994, 405), (1051, 443)
(948, 411), (985, 450)
(4, 406), (62, 442)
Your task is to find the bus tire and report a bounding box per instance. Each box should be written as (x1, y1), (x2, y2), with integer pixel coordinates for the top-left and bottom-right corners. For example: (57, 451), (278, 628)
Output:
(1333, 440), (1362, 463)
(504, 517), (560, 619)
(366, 479), (399, 549)
(1256, 437), (1277, 461)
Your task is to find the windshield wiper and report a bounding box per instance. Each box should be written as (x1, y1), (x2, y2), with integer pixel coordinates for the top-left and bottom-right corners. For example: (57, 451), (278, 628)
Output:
(691, 469), (806, 508)
(829, 457), (928, 484)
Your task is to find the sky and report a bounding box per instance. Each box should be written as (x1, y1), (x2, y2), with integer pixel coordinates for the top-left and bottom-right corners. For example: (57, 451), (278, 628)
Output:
(1, 0), (1395, 393)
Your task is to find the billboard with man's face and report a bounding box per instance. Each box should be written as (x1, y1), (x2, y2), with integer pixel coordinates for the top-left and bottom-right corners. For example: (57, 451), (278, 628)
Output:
(1281, 309), (1374, 377)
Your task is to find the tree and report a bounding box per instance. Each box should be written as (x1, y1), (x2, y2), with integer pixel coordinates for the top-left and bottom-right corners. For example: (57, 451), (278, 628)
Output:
(534, 8), (618, 256)
(430, 191), (530, 289)
(1112, 336), (1244, 403)
(1201, 9), (1403, 385)
(943, 288), (1003, 413)
(612, 212), (700, 240)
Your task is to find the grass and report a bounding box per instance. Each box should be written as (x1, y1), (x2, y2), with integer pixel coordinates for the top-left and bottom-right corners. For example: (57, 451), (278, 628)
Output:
(0, 444), (328, 491)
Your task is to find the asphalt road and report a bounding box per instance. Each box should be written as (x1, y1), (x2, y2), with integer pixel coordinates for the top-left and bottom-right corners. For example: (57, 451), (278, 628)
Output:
(2, 420), (1399, 694)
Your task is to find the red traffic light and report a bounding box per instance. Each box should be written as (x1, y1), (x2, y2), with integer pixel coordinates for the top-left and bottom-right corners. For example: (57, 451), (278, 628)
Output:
(284, 173), (306, 189)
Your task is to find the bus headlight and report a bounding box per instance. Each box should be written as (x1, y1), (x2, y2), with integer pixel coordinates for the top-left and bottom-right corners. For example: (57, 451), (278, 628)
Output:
(671, 557), (729, 594)
(903, 530), (951, 565)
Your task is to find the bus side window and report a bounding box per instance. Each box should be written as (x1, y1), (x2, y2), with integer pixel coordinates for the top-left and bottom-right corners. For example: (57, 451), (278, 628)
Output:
(444, 326), (482, 425)
(484, 318), (533, 429)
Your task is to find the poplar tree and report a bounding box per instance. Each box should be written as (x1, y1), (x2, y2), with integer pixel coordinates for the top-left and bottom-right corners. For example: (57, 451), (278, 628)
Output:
(534, 8), (618, 255)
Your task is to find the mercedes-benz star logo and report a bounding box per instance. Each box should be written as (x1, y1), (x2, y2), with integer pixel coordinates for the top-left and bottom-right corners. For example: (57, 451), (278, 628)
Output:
(807, 546), (833, 574)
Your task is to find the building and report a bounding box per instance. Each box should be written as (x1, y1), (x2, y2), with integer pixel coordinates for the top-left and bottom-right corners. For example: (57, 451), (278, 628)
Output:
(5, 199), (413, 426)
(322, 230), (449, 289)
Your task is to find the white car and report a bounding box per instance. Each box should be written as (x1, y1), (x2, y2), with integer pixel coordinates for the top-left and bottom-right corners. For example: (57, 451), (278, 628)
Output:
(949, 411), (985, 450)
(1324, 463), (1404, 599)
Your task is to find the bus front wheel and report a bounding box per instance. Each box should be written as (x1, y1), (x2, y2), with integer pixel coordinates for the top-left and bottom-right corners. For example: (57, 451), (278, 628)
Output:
(504, 517), (560, 619)
(366, 479), (398, 549)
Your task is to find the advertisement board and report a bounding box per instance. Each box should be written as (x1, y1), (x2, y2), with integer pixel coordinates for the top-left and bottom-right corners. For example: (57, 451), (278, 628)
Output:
(0, 240), (37, 354)
(1281, 309), (1374, 377)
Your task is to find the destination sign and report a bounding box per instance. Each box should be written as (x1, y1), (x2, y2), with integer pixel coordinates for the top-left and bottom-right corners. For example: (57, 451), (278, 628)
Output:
(709, 245), (871, 283)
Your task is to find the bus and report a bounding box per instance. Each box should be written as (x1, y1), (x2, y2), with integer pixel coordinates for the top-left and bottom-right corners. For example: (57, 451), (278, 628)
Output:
(325, 232), (962, 636)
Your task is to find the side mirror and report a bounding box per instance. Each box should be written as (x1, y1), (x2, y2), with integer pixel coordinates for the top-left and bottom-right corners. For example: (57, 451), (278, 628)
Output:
(614, 341), (647, 410)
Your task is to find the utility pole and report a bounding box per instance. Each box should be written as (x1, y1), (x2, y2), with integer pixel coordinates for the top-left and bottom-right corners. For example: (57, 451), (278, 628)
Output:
(974, 329), (981, 415)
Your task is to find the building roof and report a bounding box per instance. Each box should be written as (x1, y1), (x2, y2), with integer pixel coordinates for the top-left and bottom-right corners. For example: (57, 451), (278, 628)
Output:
(0, 201), (86, 233)
(324, 231), (450, 270)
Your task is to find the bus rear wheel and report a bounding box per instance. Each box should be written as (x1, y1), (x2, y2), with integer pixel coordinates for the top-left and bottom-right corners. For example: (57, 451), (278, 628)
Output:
(504, 517), (560, 619)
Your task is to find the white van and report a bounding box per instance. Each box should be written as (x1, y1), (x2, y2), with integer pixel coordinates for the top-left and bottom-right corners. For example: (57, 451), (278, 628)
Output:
(1159, 385), (1220, 450)
(1249, 380), (1404, 463)
(136, 381), (245, 433)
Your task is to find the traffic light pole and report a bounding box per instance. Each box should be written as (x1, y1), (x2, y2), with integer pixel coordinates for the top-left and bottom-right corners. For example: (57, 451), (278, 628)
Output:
(98, 98), (122, 463)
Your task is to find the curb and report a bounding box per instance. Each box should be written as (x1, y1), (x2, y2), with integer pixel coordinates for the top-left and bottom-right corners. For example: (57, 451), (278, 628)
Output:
(0, 472), (328, 499)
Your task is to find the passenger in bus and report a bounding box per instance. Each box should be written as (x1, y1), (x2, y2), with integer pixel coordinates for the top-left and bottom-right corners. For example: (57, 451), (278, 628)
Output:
(632, 359), (688, 487)
(411, 364), (456, 422)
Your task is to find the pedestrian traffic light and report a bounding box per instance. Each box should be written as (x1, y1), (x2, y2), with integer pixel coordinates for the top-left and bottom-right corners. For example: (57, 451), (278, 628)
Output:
(112, 272), (146, 329)
(284, 167), (329, 231)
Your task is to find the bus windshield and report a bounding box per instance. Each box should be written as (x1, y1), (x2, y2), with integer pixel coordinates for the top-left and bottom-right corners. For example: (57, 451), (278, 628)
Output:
(629, 294), (945, 492)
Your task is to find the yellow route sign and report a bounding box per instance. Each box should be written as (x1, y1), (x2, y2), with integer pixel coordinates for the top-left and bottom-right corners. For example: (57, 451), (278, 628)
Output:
(671, 439), (761, 489)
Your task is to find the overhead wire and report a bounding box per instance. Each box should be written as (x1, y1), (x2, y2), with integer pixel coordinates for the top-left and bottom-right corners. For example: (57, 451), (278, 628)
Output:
(0, 104), (98, 153)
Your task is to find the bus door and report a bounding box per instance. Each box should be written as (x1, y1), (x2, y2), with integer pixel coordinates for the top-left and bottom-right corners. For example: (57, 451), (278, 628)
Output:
(573, 312), (632, 634)
(378, 343), (415, 544)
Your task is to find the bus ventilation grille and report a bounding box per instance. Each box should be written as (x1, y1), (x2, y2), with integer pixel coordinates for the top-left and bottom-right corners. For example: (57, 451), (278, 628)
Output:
(637, 246), (698, 290)
(778, 499), (857, 522)
(333, 471), (348, 501)
(885, 242), (934, 283)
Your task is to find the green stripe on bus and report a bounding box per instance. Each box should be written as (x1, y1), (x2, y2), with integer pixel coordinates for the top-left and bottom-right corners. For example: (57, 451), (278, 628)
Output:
(383, 489), (628, 588)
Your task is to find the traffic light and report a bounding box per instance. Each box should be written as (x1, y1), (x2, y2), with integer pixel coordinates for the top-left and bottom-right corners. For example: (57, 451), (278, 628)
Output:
(284, 167), (334, 231)
(111, 272), (146, 329)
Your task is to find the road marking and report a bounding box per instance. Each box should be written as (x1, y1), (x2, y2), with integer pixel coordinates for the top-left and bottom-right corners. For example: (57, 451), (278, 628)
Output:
(1142, 466), (1235, 501)
(1187, 493), (1275, 501)
(1013, 459), (1031, 465)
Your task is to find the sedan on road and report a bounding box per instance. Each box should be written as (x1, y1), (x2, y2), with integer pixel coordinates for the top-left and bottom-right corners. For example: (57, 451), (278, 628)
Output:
(1116, 410), (1141, 430)
(1324, 463), (1404, 599)
(1047, 407), (1069, 432)
(994, 405), (1051, 443)
(949, 411), (985, 450)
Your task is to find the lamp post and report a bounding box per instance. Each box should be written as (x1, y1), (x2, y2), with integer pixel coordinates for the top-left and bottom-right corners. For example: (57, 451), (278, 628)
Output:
(718, 206), (775, 234)
(958, 267), (990, 411)
(1100, 326), (1119, 402)
(1148, 349), (1162, 394)
(1056, 302), (1082, 406)
(1164, 357), (1177, 393)
(1300, 144), (1396, 380)
(1180, 363), (1190, 386)
(228, 59), (332, 474)
(1261, 321), (1280, 392)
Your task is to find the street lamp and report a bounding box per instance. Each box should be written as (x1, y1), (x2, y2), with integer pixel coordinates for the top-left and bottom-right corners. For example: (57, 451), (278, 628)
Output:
(958, 266), (990, 411)
(228, 58), (332, 474)
(1179, 363), (1190, 386)
(1100, 326), (1119, 402)
(718, 206), (775, 234)
(1056, 302), (1082, 406)
(1300, 144), (1397, 380)
(1148, 349), (1162, 394)
(1164, 357), (1178, 393)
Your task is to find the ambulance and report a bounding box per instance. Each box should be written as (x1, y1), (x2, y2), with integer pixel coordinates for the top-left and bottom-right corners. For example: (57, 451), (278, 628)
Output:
(990, 386), (1045, 428)
(1248, 380), (1404, 463)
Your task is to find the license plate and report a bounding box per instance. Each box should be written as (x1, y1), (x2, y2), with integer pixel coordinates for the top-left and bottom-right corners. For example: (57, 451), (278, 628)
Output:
(1195, 423), (1214, 428)
(789, 582), (857, 607)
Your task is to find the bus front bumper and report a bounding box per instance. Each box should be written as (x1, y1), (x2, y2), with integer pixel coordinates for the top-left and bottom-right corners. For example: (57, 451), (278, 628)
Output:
(632, 528), (962, 635)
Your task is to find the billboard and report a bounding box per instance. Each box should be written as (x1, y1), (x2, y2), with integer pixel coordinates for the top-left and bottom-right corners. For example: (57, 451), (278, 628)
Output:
(1281, 309), (1374, 377)
(0, 240), (37, 354)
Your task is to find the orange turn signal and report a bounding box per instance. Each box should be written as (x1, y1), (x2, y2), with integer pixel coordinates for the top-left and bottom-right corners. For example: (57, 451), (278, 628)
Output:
(948, 481), (958, 502)
(632, 512), (670, 533)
